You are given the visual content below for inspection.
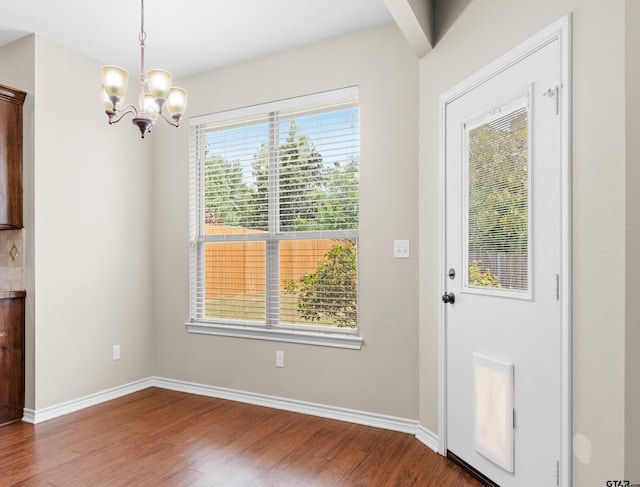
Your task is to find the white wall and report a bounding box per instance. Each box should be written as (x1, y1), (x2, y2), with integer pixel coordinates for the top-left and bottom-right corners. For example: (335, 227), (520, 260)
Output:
(26, 37), (154, 409)
(152, 23), (421, 419)
(421, 0), (627, 484)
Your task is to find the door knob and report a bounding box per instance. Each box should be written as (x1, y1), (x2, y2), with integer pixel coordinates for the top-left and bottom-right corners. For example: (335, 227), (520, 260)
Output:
(442, 292), (455, 304)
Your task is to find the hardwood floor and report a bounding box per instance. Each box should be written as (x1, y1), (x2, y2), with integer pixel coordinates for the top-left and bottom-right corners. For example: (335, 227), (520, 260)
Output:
(0, 388), (484, 486)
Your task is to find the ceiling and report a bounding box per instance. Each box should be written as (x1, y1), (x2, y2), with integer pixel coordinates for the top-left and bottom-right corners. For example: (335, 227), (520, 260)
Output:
(0, 0), (394, 79)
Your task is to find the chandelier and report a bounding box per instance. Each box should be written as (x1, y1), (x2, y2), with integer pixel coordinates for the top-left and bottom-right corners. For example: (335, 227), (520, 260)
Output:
(101, 0), (187, 138)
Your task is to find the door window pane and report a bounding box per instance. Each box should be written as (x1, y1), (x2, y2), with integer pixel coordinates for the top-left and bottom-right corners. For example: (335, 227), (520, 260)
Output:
(466, 99), (529, 292)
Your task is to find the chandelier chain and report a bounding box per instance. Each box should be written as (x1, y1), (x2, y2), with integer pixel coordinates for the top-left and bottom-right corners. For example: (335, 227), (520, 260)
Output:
(138, 0), (146, 103)
(139, 0), (146, 43)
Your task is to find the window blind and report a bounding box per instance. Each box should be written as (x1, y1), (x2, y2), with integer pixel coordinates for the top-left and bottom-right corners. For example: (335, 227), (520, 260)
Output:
(466, 98), (529, 292)
(190, 88), (359, 329)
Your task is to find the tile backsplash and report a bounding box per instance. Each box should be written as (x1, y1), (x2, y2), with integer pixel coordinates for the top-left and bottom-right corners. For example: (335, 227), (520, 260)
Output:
(0, 229), (24, 290)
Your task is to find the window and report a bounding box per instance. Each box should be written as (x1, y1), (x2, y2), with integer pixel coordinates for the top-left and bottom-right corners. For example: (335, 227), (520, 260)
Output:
(463, 95), (530, 298)
(188, 87), (362, 349)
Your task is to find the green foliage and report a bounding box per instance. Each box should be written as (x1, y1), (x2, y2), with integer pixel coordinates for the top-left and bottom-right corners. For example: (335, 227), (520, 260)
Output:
(206, 121), (359, 231)
(317, 160), (359, 230)
(204, 156), (247, 226)
(468, 260), (502, 288)
(468, 110), (528, 254)
(279, 122), (323, 229)
(250, 121), (323, 230)
(283, 240), (357, 328)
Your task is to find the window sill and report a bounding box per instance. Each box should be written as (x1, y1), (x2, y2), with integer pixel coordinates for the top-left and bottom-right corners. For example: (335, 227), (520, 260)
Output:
(185, 322), (363, 350)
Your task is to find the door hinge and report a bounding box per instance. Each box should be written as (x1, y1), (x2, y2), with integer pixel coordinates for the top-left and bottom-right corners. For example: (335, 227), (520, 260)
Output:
(555, 274), (560, 301)
(544, 85), (560, 115)
(556, 460), (560, 486)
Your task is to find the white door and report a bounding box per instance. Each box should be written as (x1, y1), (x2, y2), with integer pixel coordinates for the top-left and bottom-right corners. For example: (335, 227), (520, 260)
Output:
(443, 32), (567, 487)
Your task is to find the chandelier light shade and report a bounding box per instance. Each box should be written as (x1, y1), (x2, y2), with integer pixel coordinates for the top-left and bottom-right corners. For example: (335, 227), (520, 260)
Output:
(101, 0), (187, 138)
(147, 69), (172, 101)
(167, 88), (188, 116)
(102, 66), (129, 103)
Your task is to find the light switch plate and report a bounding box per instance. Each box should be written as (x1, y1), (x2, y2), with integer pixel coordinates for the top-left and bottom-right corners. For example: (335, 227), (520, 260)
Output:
(393, 240), (410, 259)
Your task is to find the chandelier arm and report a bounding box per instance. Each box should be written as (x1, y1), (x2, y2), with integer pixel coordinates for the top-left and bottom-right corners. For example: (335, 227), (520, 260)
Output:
(158, 111), (180, 128)
(106, 105), (140, 125)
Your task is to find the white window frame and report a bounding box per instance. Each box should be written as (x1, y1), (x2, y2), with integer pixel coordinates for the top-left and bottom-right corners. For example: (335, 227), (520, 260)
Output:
(186, 87), (363, 350)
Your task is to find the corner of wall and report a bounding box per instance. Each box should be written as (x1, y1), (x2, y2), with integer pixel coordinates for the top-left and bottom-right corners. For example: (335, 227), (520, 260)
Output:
(625, 0), (640, 480)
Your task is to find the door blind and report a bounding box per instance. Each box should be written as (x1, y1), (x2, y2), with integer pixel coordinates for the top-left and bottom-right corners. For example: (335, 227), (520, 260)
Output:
(465, 98), (530, 292)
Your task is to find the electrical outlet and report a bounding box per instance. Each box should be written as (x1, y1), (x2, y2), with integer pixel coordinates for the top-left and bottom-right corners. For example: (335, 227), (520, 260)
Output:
(113, 344), (121, 361)
(276, 350), (284, 368)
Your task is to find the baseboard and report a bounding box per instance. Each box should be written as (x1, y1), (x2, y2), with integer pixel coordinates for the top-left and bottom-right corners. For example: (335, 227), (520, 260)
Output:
(21, 375), (438, 446)
(415, 424), (440, 453)
(22, 378), (153, 424)
(150, 376), (419, 434)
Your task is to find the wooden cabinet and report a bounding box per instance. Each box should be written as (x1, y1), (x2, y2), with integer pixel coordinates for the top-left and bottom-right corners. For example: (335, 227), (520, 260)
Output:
(0, 84), (26, 229)
(0, 291), (26, 426)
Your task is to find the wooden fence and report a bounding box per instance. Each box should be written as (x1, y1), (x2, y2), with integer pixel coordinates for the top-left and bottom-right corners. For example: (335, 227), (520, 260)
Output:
(468, 252), (528, 290)
(205, 224), (338, 299)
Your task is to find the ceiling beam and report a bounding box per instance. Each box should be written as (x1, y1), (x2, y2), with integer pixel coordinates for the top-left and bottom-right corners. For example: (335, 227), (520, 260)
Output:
(384, 0), (433, 57)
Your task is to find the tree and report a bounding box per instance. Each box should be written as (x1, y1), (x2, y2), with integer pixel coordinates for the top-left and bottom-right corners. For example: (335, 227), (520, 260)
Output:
(249, 121), (323, 229)
(317, 160), (359, 230)
(208, 120), (359, 232)
(468, 109), (528, 254)
(204, 155), (249, 226)
(279, 122), (323, 229)
(283, 240), (357, 328)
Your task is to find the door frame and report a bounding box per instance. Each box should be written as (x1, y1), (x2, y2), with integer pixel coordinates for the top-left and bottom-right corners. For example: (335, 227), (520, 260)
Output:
(438, 15), (572, 486)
